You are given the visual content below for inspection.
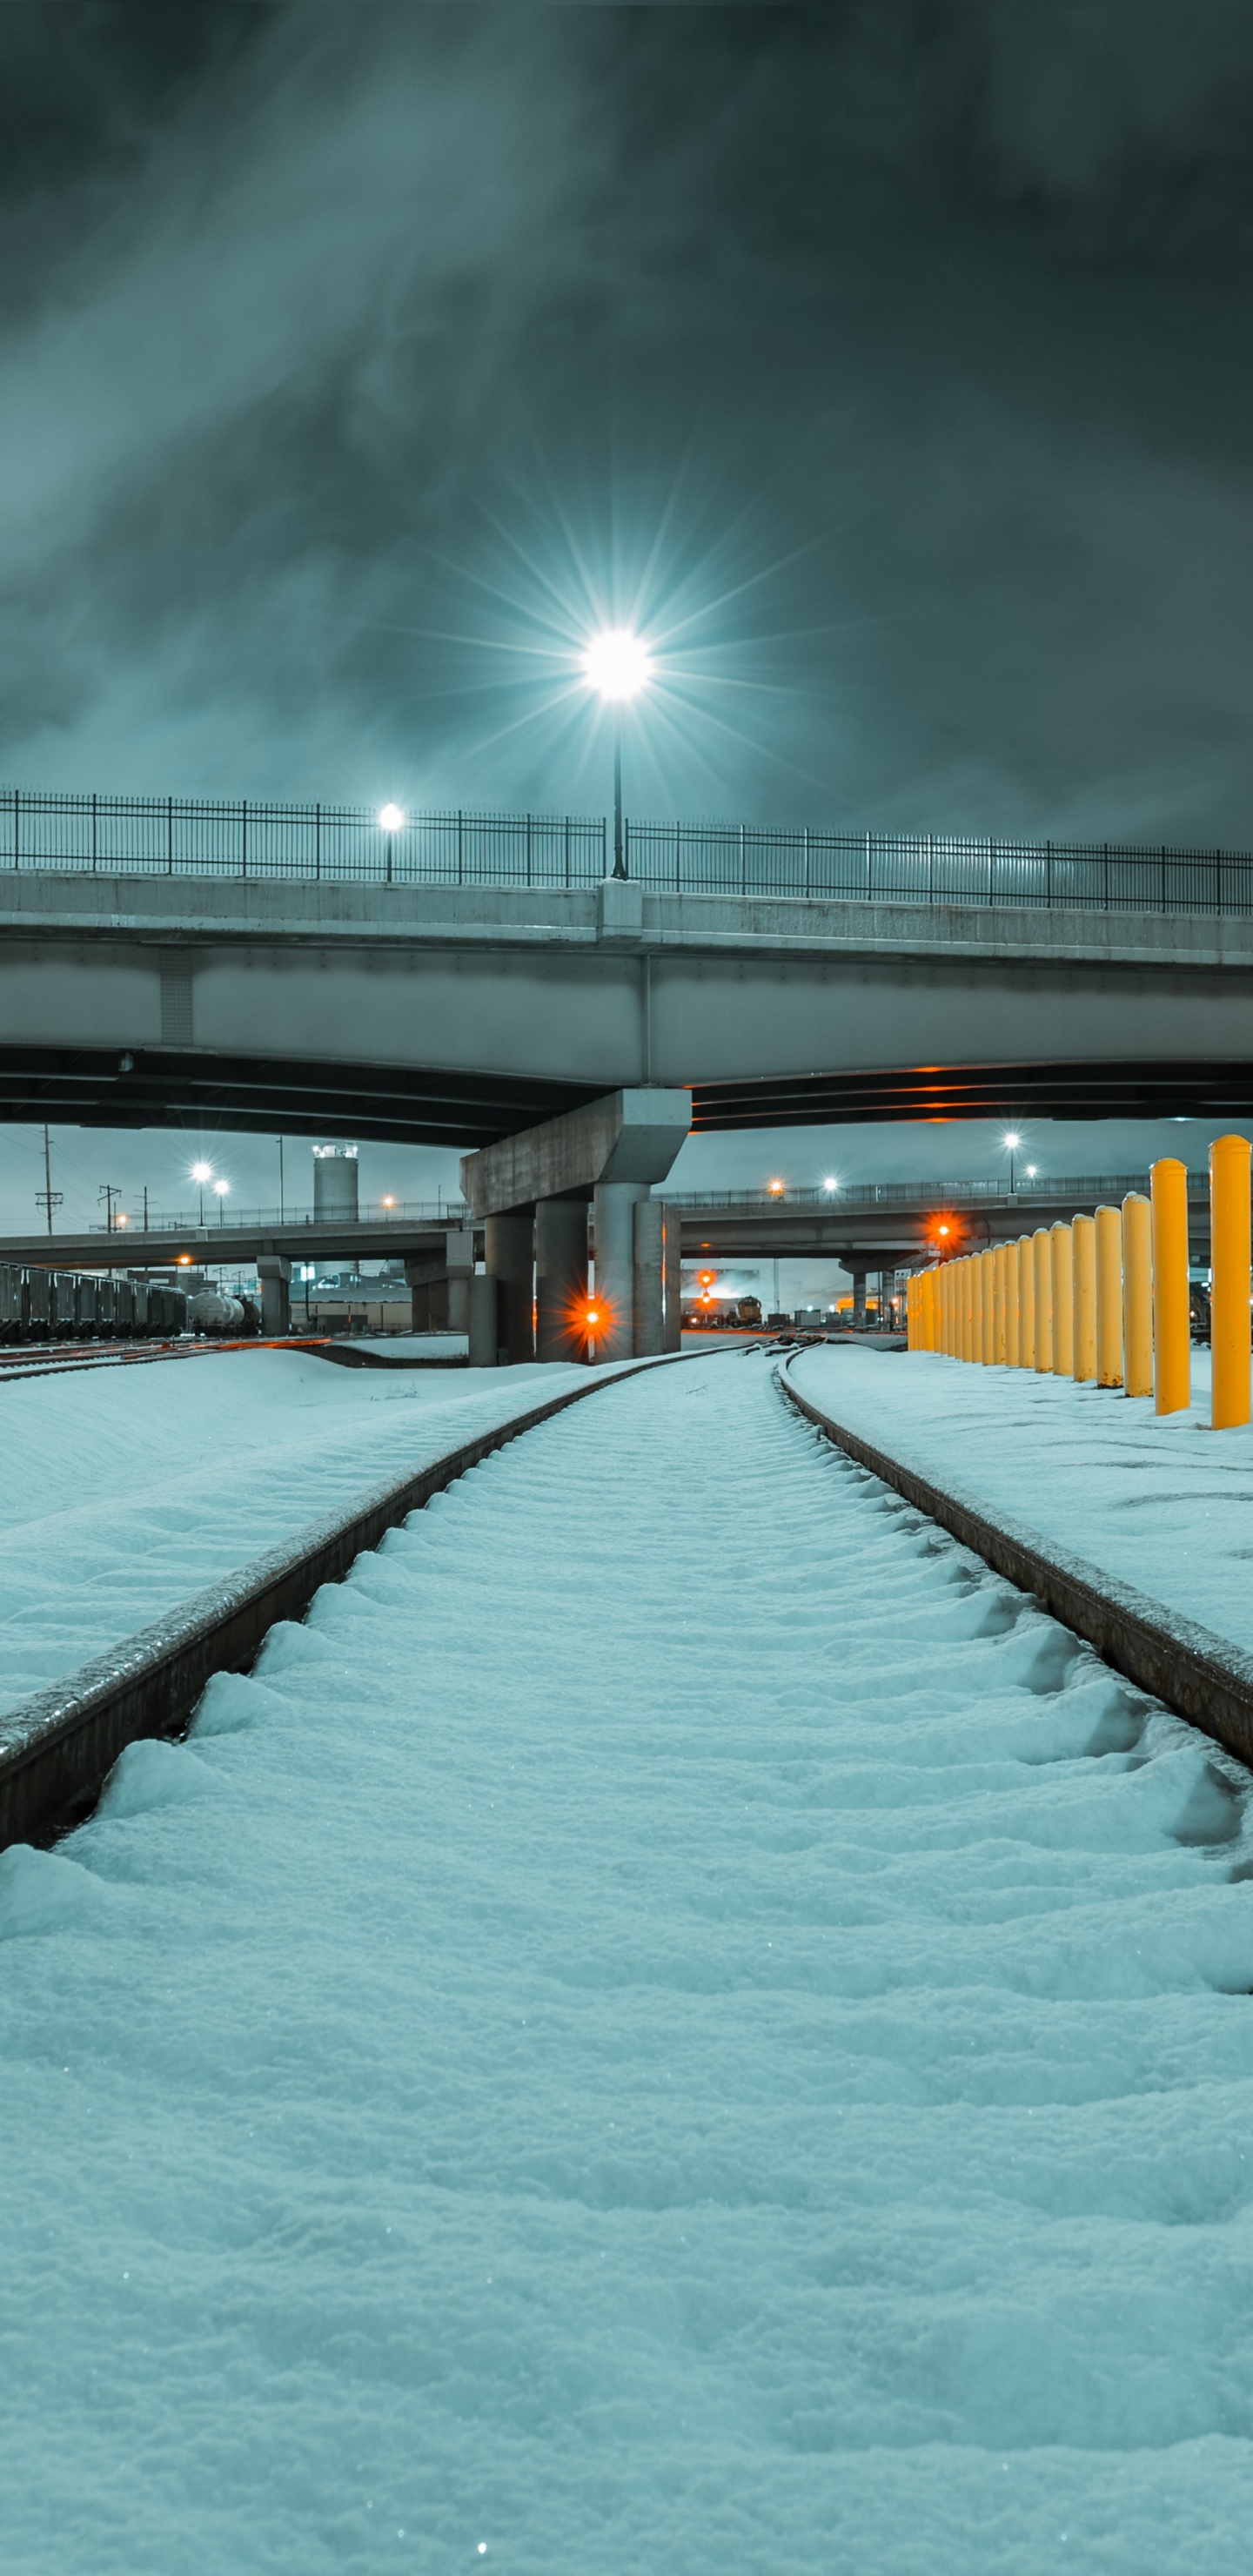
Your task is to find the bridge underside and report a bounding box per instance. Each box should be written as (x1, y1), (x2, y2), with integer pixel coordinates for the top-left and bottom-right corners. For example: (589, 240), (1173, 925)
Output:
(692, 1058), (1253, 1128)
(0, 1044), (1251, 1146)
(0, 1044), (603, 1147)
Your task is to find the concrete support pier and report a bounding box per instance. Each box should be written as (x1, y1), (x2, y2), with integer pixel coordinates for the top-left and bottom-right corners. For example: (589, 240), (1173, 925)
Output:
(535, 1198), (588, 1363)
(405, 1231), (474, 1333)
(467, 1274), (499, 1367)
(593, 1181), (650, 1363)
(486, 1214), (535, 1365)
(462, 1088), (692, 1366)
(257, 1256), (291, 1338)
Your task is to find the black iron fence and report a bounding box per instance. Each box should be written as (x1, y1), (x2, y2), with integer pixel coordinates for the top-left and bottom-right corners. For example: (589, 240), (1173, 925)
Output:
(3, 786), (1251, 915)
(668, 1174), (1209, 1212)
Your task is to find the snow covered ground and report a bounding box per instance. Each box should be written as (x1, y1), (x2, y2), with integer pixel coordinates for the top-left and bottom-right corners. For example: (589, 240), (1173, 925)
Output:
(792, 1342), (1253, 1657)
(0, 1348), (592, 1713)
(5, 1352), (1253, 2572)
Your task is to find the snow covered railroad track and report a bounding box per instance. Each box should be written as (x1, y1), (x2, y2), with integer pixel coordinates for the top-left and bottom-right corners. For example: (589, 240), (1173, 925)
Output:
(5, 1353), (1253, 2573)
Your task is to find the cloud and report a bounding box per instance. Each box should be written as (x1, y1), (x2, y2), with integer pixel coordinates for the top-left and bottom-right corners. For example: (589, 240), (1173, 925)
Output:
(2, 2), (1253, 844)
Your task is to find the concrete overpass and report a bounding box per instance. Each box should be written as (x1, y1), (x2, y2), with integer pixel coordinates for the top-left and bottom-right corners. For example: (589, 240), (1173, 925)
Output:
(5, 858), (1253, 1144)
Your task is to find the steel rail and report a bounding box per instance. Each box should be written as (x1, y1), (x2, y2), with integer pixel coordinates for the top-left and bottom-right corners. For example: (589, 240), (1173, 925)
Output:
(0, 1348), (707, 1853)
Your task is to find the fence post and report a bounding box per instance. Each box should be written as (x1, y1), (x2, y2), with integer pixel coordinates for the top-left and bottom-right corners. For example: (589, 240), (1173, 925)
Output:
(1095, 1204), (1123, 1385)
(1049, 1222), (1074, 1374)
(167, 794), (173, 875)
(12, 786), (17, 871)
(564, 814), (570, 890)
(1072, 1214), (1096, 1381)
(1046, 841), (1052, 907)
(1150, 1158), (1189, 1414)
(241, 800), (248, 880)
(1018, 1234), (1035, 1368)
(1033, 1229), (1053, 1370)
(1122, 1191), (1153, 1397)
(91, 791), (97, 875)
(1210, 1133), (1251, 1429)
(740, 822), (746, 896)
(315, 802), (321, 882)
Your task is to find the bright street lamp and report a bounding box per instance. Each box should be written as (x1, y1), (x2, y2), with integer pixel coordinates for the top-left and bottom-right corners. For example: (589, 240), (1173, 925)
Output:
(378, 803), (405, 833)
(1002, 1130), (1021, 1193)
(582, 627), (652, 881)
(213, 1177), (230, 1228)
(191, 1159), (213, 1224)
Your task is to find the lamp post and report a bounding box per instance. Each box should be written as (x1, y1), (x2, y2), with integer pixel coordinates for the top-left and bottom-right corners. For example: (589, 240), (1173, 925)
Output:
(1003, 1131), (1021, 1194)
(191, 1160), (212, 1225)
(583, 629), (651, 880)
(214, 1178), (230, 1229)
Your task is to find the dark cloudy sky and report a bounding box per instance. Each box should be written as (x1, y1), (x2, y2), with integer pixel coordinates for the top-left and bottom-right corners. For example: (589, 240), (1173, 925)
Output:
(5, 0), (1253, 844)
(2, 0), (1251, 1236)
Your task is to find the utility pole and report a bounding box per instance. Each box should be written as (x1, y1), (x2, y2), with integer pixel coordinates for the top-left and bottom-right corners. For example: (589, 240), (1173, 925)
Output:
(36, 1124), (62, 1235)
(98, 1183), (120, 1232)
(277, 1137), (285, 1221)
(143, 1184), (149, 1233)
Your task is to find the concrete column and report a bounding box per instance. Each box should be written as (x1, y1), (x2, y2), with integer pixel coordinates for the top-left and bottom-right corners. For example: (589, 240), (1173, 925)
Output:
(257, 1257), (291, 1337)
(662, 1202), (682, 1352)
(486, 1213), (534, 1364)
(593, 1181), (649, 1362)
(535, 1197), (588, 1363)
(468, 1274), (499, 1367)
(632, 1199), (665, 1356)
(850, 1268), (868, 1328)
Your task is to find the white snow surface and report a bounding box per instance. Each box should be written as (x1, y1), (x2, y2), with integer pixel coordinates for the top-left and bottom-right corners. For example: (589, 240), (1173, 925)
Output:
(0, 1349), (593, 1712)
(4, 1355), (1253, 2567)
(792, 1342), (1253, 1657)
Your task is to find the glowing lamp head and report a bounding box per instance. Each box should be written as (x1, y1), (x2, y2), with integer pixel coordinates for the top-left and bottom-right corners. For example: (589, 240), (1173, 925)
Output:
(582, 628), (651, 702)
(1026, 1164), (1037, 1178)
(213, 1179), (230, 1198)
(822, 1175), (839, 1191)
(767, 1178), (785, 1196)
(191, 1160), (213, 1185)
(382, 1195), (396, 1209)
(586, 1306), (600, 1329)
(937, 1224), (950, 1238)
(378, 802), (405, 833)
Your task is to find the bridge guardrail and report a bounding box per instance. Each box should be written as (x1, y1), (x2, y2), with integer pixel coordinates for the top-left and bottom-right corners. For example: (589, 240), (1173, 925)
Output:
(667, 1173), (1209, 1214)
(2, 787), (1252, 916)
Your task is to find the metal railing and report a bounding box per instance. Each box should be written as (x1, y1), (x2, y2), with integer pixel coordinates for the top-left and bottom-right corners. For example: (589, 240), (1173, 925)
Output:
(3, 785), (1253, 916)
(85, 1197), (472, 1236)
(667, 1173), (1209, 1212)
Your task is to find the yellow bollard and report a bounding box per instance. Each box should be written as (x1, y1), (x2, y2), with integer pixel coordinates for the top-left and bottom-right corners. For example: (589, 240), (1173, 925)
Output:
(981, 1247), (995, 1364)
(1072, 1214), (1096, 1381)
(993, 1243), (1008, 1365)
(1122, 1191), (1153, 1398)
(1210, 1133), (1251, 1429)
(973, 1250), (986, 1362)
(1050, 1222), (1074, 1375)
(1095, 1204), (1123, 1385)
(1032, 1228), (1053, 1371)
(961, 1256), (973, 1362)
(1005, 1236), (1021, 1367)
(1150, 1157), (1190, 1416)
(940, 1263), (950, 1354)
(1018, 1232), (1035, 1369)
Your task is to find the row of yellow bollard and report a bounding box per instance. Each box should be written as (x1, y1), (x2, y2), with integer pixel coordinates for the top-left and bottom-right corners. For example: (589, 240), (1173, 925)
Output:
(905, 1137), (1253, 1427)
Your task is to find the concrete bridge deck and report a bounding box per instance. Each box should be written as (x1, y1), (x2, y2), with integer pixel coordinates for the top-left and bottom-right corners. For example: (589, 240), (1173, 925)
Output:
(2, 865), (1253, 1139)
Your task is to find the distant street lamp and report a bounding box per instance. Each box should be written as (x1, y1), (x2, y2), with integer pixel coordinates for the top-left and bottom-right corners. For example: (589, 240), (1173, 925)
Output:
(214, 1178), (230, 1227)
(191, 1159), (213, 1224)
(1002, 1130), (1021, 1193)
(582, 629), (652, 880)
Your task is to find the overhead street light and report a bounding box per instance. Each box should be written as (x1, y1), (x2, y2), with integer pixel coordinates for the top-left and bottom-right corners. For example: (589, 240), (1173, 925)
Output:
(379, 803), (405, 833)
(1002, 1130), (1022, 1194)
(213, 1177), (230, 1228)
(582, 627), (652, 881)
(191, 1158), (213, 1224)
